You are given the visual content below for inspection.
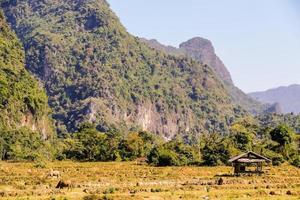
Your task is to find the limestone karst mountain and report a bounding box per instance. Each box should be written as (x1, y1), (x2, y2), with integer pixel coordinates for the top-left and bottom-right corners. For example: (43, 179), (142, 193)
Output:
(142, 37), (265, 114)
(1, 0), (246, 138)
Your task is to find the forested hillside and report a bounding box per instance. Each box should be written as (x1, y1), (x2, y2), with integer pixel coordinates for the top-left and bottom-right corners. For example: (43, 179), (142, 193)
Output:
(1, 0), (246, 138)
(0, 11), (52, 138)
(0, 11), (54, 160)
(142, 37), (266, 114)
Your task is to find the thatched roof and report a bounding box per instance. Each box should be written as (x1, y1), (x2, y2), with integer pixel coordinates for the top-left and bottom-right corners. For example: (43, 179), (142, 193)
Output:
(229, 151), (271, 163)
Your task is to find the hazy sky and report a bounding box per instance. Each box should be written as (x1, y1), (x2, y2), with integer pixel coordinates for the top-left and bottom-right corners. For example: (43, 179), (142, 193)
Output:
(107, 0), (300, 93)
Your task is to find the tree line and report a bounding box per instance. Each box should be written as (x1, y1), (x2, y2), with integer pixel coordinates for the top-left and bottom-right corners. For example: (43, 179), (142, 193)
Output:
(0, 116), (299, 168)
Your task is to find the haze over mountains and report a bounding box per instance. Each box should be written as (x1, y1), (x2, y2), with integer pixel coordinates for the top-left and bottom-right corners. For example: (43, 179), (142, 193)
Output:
(249, 84), (300, 114)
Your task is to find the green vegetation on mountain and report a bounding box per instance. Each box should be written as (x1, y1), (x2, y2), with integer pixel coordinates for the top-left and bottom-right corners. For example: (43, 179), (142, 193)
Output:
(142, 38), (266, 115)
(1, 0), (246, 138)
(0, 11), (55, 161)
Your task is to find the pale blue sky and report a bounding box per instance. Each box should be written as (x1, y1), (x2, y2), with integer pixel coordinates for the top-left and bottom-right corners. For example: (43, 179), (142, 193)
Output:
(107, 0), (300, 93)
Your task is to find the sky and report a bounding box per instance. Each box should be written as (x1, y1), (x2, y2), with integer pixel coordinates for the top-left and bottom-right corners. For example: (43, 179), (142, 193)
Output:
(107, 0), (300, 93)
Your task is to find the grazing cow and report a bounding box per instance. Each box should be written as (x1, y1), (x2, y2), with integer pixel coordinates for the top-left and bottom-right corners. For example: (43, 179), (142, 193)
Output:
(56, 180), (73, 189)
(217, 177), (224, 185)
(47, 169), (61, 178)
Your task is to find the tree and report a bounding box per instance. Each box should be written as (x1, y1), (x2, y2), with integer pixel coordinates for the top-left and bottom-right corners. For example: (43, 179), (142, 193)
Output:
(230, 124), (255, 151)
(200, 133), (230, 166)
(119, 132), (144, 160)
(269, 124), (297, 161)
(148, 147), (180, 166)
(270, 124), (294, 146)
(100, 130), (123, 161)
(119, 131), (160, 160)
(72, 123), (106, 161)
(0, 128), (55, 161)
(147, 138), (200, 166)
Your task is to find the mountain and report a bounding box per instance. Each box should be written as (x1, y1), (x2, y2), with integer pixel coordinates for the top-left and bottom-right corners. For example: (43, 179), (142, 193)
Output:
(0, 11), (53, 139)
(179, 38), (233, 84)
(142, 37), (264, 114)
(249, 84), (300, 114)
(1, 0), (246, 138)
(141, 38), (232, 84)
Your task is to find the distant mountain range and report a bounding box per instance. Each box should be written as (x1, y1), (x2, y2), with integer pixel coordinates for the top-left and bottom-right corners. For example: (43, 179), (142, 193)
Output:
(249, 84), (300, 114)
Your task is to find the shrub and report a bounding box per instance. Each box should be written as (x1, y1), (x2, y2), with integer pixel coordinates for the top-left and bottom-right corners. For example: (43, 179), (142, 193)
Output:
(270, 124), (294, 146)
(103, 187), (118, 194)
(148, 139), (200, 166)
(261, 149), (284, 166)
(271, 155), (285, 166)
(83, 195), (101, 200)
(291, 156), (300, 168)
(33, 161), (47, 169)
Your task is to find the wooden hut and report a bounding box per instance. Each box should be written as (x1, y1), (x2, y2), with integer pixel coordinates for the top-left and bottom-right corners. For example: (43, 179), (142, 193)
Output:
(229, 151), (271, 175)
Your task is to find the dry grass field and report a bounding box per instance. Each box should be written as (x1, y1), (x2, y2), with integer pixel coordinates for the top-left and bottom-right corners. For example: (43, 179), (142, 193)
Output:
(0, 161), (299, 200)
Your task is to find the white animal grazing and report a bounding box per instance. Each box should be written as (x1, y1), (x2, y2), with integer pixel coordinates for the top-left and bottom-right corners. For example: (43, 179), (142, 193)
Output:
(47, 169), (61, 178)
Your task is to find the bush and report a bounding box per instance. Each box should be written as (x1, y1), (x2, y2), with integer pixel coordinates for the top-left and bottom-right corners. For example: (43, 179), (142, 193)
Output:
(83, 195), (101, 200)
(271, 155), (285, 166)
(0, 127), (55, 161)
(103, 187), (118, 194)
(263, 150), (285, 166)
(270, 124), (294, 146)
(201, 134), (230, 166)
(33, 161), (47, 169)
(148, 147), (180, 166)
(291, 156), (300, 168)
(148, 139), (200, 166)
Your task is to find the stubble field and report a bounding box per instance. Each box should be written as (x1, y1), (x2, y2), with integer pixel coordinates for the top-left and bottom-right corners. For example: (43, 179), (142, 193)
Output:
(0, 161), (299, 200)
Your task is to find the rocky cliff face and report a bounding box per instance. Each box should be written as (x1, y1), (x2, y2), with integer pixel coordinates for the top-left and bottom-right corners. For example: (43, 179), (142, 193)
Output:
(143, 37), (233, 84)
(1, 0), (245, 138)
(142, 37), (265, 114)
(179, 37), (233, 84)
(0, 11), (53, 138)
(249, 84), (300, 114)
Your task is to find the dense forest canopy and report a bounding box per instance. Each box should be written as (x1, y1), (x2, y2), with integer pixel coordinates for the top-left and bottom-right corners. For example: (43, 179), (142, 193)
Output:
(0, 11), (54, 161)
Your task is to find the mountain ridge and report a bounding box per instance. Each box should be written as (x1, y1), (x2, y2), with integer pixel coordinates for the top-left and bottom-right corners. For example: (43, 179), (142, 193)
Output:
(249, 84), (300, 114)
(141, 37), (265, 114)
